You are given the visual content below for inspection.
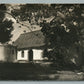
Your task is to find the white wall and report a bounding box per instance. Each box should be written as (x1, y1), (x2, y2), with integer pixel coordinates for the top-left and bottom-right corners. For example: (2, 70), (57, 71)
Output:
(17, 49), (43, 61)
(0, 45), (17, 62)
(0, 46), (5, 61)
(33, 49), (43, 60)
(17, 50), (28, 61)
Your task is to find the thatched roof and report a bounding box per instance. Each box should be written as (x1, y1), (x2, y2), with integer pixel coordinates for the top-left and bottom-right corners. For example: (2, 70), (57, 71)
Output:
(14, 30), (46, 49)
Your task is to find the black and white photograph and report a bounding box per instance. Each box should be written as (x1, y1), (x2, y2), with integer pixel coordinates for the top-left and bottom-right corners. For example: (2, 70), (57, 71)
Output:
(0, 4), (84, 81)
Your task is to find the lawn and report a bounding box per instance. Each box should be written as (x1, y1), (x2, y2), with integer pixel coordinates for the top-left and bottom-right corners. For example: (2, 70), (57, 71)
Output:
(0, 63), (84, 81)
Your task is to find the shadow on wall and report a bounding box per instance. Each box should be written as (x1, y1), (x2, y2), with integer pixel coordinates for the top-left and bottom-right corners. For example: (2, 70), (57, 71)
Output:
(0, 44), (17, 63)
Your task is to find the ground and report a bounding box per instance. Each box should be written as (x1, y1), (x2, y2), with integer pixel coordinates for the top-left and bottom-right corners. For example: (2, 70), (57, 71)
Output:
(0, 63), (84, 81)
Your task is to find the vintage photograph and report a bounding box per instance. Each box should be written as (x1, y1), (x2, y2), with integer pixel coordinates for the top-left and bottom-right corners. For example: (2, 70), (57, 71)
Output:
(0, 4), (84, 80)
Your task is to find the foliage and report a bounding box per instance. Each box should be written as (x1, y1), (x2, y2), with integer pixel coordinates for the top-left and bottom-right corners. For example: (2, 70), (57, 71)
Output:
(11, 4), (84, 46)
(11, 4), (84, 65)
(41, 5), (84, 64)
(0, 4), (13, 43)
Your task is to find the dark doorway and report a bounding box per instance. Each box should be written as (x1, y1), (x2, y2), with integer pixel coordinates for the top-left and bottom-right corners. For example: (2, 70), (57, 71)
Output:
(28, 49), (33, 61)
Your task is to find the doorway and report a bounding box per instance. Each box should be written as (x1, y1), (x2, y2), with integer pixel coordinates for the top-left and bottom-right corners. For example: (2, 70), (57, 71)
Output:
(28, 49), (33, 62)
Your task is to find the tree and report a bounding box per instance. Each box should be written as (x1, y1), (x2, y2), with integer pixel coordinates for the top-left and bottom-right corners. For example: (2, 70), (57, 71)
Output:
(11, 4), (84, 66)
(0, 4), (13, 43)
(41, 5), (84, 66)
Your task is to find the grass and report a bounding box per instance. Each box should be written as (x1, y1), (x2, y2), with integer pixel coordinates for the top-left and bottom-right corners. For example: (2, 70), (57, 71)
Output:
(0, 63), (84, 81)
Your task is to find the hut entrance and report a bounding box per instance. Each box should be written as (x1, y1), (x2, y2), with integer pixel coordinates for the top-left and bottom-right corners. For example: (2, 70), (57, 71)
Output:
(28, 49), (33, 62)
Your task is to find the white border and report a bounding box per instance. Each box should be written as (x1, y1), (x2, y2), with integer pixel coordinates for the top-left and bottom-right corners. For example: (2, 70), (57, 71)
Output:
(0, 0), (84, 4)
(0, 0), (84, 83)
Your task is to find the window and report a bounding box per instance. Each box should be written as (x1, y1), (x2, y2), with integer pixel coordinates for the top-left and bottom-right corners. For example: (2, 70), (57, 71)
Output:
(22, 50), (24, 58)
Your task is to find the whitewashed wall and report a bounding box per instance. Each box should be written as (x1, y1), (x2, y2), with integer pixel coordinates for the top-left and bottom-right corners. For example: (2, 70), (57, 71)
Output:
(33, 49), (43, 60)
(0, 46), (5, 61)
(17, 49), (43, 61)
(0, 45), (17, 62)
(17, 50), (28, 61)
